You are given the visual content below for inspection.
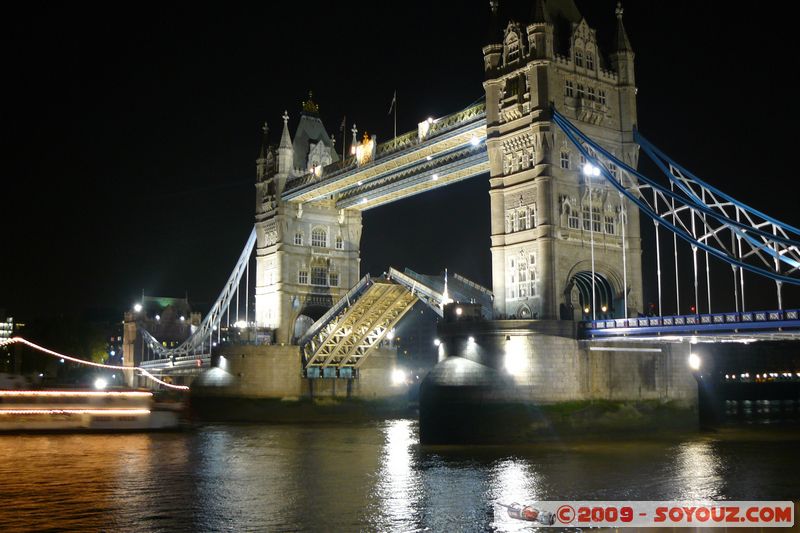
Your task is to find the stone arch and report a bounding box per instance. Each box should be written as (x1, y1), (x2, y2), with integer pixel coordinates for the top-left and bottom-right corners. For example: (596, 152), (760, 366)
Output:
(516, 303), (532, 319)
(561, 260), (624, 320)
(292, 303), (328, 343)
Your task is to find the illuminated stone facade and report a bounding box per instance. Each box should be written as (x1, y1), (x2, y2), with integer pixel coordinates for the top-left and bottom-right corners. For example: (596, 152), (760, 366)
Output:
(484, 0), (643, 320)
(255, 97), (362, 344)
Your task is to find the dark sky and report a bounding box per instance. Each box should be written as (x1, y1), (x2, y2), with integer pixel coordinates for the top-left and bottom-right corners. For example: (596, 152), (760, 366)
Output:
(2, 1), (798, 320)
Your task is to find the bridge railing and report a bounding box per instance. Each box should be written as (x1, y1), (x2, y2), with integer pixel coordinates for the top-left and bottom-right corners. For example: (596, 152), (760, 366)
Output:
(583, 309), (800, 333)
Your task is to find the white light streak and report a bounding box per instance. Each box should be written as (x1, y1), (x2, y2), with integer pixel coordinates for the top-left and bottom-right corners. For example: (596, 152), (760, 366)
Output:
(0, 337), (189, 390)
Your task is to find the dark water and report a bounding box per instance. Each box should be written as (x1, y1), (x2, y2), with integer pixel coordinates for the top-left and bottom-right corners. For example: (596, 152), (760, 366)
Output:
(1, 421), (799, 532)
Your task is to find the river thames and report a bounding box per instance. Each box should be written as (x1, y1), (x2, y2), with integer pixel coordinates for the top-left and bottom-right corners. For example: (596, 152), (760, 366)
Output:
(1, 421), (798, 531)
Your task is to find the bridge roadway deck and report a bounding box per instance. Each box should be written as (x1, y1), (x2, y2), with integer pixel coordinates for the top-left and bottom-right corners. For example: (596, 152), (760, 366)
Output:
(282, 102), (487, 210)
(582, 309), (800, 343)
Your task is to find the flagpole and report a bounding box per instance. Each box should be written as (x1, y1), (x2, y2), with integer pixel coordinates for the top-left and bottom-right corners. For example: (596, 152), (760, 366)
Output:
(394, 92), (397, 149)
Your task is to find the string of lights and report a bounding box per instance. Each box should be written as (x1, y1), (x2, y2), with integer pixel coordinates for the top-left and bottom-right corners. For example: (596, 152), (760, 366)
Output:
(0, 337), (189, 391)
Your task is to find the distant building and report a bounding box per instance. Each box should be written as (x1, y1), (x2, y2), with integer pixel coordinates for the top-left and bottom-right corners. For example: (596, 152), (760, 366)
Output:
(0, 311), (25, 373)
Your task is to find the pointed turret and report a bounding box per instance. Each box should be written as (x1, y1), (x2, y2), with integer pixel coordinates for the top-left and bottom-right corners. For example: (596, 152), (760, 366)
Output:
(610, 1), (635, 86)
(487, 0), (501, 45)
(531, 0), (550, 24)
(612, 1), (633, 54)
(277, 110), (294, 177)
(256, 121), (270, 181)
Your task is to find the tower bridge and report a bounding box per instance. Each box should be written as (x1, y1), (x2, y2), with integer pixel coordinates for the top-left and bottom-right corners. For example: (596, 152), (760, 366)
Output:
(112, 0), (800, 439)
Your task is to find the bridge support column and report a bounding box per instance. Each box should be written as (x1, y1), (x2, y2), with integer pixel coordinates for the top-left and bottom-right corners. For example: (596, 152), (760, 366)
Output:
(420, 319), (698, 444)
(122, 312), (138, 388)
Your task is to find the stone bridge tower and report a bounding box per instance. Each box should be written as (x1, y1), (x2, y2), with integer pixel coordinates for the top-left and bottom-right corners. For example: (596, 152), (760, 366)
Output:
(254, 94), (362, 344)
(483, 0), (643, 321)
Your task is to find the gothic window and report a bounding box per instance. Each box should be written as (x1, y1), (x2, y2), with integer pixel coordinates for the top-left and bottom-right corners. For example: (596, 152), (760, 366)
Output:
(503, 152), (513, 175)
(588, 87), (595, 101)
(505, 32), (521, 64)
(512, 152), (520, 173)
(505, 213), (513, 233)
(565, 79), (574, 98)
(528, 146), (536, 167)
(586, 53), (594, 70)
(560, 151), (570, 169)
(575, 50), (584, 67)
(329, 272), (339, 287)
(519, 150), (527, 170)
(298, 269), (308, 284)
(311, 266), (328, 286)
(577, 84), (585, 99)
(311, 227), (327, 248)
(568, 206), (580, 229)
(598, 89), (607, 105)
(508, 253), (539, 301)
(582, 206), (601, 232)
(335, 235), (344, 250)
(605, 214), (616, 235)
(294, 232), (303, 246)
(517, 208), (528, 231)
(592, 207), (601, 232)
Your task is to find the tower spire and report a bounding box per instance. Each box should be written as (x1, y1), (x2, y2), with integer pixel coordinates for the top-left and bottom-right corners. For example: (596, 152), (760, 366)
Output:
(531, 0), (550, 24)
(487, 0), (501, 44)
(613, 1), (633, 53)
(276, 110), (294, 177)
(279, 111), (292, 150)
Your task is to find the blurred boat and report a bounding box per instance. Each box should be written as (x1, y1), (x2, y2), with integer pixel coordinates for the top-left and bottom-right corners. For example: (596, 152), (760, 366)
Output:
(0, 389), (183, 432)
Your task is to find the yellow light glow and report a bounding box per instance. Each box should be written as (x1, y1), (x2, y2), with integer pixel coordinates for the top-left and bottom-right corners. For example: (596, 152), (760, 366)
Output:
(355, 134), (375, 166)
(688, 353), (701, 370)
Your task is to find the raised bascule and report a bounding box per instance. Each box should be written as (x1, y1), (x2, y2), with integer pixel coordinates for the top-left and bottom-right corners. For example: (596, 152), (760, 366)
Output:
(122, 0), (800, 441)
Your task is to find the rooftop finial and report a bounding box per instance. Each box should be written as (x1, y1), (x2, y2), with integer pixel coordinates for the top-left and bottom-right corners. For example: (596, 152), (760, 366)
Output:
(262, 121), (269, 135)
(487, 0), (501, 43)
(282, 110), (289, 125)
(302, 91), (320, 114)
(612, 0), (633, 53)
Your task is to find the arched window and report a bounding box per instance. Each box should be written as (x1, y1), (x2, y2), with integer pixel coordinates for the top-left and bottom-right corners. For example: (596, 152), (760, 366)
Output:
(505, 32), (520, 64)
(311, 266), (328, 286)
(507, 252), (539, 300)
(586, 52), (594, 70)
(568, 205), (580, 229)
(575, 50), (584, 67)
(335, 235), (344, 250)
(311, 227), (327, 248)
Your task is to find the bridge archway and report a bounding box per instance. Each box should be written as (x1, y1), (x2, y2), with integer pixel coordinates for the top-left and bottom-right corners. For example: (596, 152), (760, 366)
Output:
(293, 304), (328, 342)
(562, 263), (622, 320)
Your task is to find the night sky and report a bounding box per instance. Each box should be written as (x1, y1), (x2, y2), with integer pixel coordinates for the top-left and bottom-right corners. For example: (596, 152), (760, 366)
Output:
(3, 1), (798, 320)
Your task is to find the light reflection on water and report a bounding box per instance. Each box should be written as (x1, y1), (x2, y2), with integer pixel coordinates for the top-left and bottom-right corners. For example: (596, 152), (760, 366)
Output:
(0, 421), (798, 532)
